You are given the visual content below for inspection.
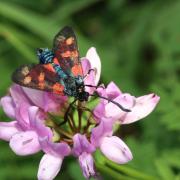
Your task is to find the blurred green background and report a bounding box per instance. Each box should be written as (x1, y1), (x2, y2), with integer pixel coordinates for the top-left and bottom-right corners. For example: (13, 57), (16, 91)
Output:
(0, 0), (180, 179)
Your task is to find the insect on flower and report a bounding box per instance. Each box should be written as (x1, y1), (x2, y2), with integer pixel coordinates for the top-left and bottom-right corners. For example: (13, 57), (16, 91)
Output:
(12, 26), (130, 114)
(0, 26), (160, 180)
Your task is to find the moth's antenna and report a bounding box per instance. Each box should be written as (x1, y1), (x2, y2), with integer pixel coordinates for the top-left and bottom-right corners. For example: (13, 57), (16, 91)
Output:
(84, 84), (104, 89)
(89, 94), (131, 112)
(83, 69), (95, 79)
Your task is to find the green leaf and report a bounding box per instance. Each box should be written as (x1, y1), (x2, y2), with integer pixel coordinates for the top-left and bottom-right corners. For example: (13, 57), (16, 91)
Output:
(0, 1), (56, 39)
(50, 0), (99, 23)
(106, 160), (159, 180)
(0, 24), (36, 61)
(67, 161), (86, 180)
(155, 159), (175, 180)
(162, 150), (180, 168)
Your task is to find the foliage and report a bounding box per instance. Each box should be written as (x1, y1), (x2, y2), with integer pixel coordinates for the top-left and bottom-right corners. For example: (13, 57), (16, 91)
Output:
(0, 0), (180, 179)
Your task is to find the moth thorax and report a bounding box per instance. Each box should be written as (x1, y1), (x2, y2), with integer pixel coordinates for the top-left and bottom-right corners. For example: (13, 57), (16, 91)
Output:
(78, 90), (89, 102)
(78, 85), (84, 93)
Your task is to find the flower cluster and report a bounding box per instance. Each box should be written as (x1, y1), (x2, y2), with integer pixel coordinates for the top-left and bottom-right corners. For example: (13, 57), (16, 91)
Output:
(0, 47), (160, 180)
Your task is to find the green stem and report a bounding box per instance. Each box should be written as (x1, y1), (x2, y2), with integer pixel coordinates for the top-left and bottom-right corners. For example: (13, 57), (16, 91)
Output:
(96, 162), (135, 180)
(106, 160), (159, 180)
(77, 101), (83, 132)
(67, 116), (75, 132)
(54, 126), (73, 139)
(70, 113), (77, 132)
(83, 114), (92, 133)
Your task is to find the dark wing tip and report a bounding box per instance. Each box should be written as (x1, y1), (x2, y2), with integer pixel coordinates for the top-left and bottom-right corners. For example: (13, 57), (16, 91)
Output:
(11, 64), (34, 84)
(11, 65), (24, 83)
(60, 26), (74, 33)
(53, 26), (76, 52)
(55, 26), (75, 39)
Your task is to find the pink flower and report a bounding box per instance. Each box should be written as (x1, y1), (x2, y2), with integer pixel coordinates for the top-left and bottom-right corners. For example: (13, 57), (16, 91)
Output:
(82, 47), (101, 94)
(0, 47), (160, 180)
(72, 134), (96, 179)
(0, 106), (41, 155)
(91, 118), (133, 164)
(29, 107), (71, 180)
(0, 84), (70, 179)
(94, 82), (160, 124)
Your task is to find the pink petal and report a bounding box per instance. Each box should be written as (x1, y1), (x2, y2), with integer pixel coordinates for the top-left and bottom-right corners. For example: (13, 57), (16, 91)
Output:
(84, 71), (96, 94)
(15, 103), (31, 129)
(106, 82), (122, 99)
(0, 121), (20, 141)
(23, 87), (45, 108)
(81, 58), (97, 94)
(91, 119), (113, 147)
(23, 87), (67, 112)
(93, 102), (106, 123)
(43, 93), (67, 112)
(81, 58), (91, 76)
(0, 96), (15, 118)
(10, 84), (31, 105)
(96, 85), (106, 97)
(9, 131), (41, 155)
(105, 93), (135, 119)
(28, 106), (42, 128)
(38, 154), (63, 180)
(100, 136), (133, 164)
(28, 106), (39, 120)
(79, 152), (96, 179)
(72, 134), (95, 156)
(39, 136), (71, 157)
(120, 93), (160, 124)
(86, 47), (101, 85)
(28, 106), (52, 139)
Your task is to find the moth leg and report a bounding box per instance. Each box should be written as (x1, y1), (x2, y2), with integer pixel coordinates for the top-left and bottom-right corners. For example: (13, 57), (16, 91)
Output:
(74, 105), (95, 116)
(59, 99), (77, 126)
(83, 68), (95, 79)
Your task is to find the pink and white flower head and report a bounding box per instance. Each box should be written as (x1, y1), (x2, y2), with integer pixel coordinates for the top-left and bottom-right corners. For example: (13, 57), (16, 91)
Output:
(94, 81), (160, 124)
(0, 47), (160, 180)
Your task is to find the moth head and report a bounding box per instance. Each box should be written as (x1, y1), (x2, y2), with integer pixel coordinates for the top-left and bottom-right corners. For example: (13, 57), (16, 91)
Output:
(37, 48), (49, 56)
(37, 48), (43, 55)
(36, 48), (52, 64)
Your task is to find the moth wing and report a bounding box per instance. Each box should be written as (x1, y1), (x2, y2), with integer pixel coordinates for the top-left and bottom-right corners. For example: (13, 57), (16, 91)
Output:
(12, 64), (64, 95)
(52, 26), (83, 77)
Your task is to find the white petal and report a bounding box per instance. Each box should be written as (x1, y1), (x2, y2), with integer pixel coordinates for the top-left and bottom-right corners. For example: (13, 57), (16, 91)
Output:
(0, 121), (19, 141)
(79, 152), (95, 179)
(121, 93), (160, 124)
(100, 136), (133, 164)
(0, 96), (15, 118)
(105, 94), (135, 119)
(9, 131), (40, 155)
(23, 87), (45, 109)
(38, 154), (63, 180)
(86, 47), (101, 85)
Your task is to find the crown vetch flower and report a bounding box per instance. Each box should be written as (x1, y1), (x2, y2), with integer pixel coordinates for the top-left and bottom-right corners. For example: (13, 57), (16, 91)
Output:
(72, 134), (96, 178)
(0, 83), (67, 155)
(94, 82), (160, 124)
(91, 118), (133, 164)
(0, 47), (160, 180)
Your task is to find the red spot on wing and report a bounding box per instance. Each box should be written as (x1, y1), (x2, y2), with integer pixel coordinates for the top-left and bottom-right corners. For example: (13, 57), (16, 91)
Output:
(38, 72), (45, 89)
(66, 37), (74, 45)
(61, 51), (71, 58)
(38, 72), (45, 81)
(53, 57), (60, 65)
(52, 83), (64, 94)
(71, 64), (83, 76)
(44, 64), (55, 73)
(61, 50), (78, 58)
